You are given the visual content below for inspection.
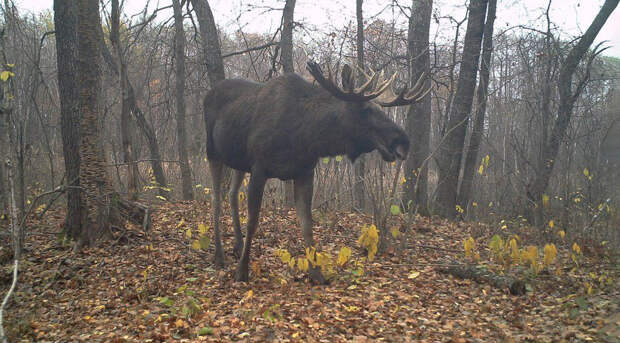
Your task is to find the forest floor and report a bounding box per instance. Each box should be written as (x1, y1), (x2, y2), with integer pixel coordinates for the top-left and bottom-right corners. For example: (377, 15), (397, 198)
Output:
(2, 201), (619, 342)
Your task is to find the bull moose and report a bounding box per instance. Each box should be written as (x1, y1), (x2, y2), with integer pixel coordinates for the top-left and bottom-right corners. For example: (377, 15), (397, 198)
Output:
(204, 61), (427, 283)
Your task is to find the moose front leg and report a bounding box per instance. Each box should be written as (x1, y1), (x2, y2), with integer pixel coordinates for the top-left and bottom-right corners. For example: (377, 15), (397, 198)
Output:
(235, 168), (266, 282)
(294, 170), (327, 284)
(208, 159), (225, 268)
(229, 170), (245, 258)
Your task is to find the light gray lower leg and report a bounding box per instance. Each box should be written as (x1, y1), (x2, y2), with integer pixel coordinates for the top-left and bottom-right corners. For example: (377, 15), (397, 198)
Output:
(235, 169), (266, 282)
(294, 171), (326, 284)
(229, 170), (245, 257)
(208, 159), (225, 267)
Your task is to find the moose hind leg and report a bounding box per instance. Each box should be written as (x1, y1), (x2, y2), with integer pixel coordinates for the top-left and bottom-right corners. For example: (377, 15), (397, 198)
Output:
(229, 170), (245, 258)
(235, 169), (266, 282)
(208, 159), (225, 268)
(294, 170), (326, 284)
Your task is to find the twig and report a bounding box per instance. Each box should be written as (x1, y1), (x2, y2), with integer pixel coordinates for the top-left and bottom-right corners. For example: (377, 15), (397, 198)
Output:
(222, 42), (279, 58)
(0, 260), (17, 343)
(107, 159), (184, 167)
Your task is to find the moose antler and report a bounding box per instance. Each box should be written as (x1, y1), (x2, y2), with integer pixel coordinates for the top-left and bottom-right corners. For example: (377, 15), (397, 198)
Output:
(306, 61), (395, 103)
(374, 71), (430, 107)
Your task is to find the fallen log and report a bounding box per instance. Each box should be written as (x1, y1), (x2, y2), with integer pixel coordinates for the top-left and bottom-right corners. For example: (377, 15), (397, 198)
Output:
(437, 264), (526, 295)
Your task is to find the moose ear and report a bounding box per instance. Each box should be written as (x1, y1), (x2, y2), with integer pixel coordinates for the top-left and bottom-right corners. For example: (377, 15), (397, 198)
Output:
(341, 64), (354, 92)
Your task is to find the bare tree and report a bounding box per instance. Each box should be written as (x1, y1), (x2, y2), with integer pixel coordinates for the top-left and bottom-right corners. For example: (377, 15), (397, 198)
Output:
(280, 0), (296, 207)
(75, 0), (120, 245)
(190, 0), (225, 85)
(526, 0), (619, 226)
(402, 0), (432, 214)
(459, 0), (497, 208)
(436, 0), (488, 218)
(101, 4), (169, 199)
(110, 0), (139, 200)
(173, 0), (194, 200)
(353, 0), (367, 212)
(53, 0), (81, 238)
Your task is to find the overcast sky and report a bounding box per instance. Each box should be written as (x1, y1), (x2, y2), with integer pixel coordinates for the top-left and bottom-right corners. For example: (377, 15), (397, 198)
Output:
(12, 0), (620, 57)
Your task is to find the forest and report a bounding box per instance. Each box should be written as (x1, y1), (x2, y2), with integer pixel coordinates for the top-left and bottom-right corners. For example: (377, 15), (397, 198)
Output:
(0, 0), (618, 341)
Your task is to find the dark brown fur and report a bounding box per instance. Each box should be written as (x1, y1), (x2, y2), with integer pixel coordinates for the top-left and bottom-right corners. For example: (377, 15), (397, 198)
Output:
(205, 68), (410, 283)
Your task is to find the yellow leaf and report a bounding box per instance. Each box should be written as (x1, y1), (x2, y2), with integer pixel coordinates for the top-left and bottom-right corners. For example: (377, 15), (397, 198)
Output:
(542, 194), (550, 208)
(204, 187), (211, 194)
(244, 290), (253, 301)
(543, 243), (557, 266)
(478, 164), (484, 175)
(288, 258), (296, 269)
(6, 63), (14, 68)
(345, 305), (360, 312)
(472, 202), (478, 207)
(185, 228), (192, 239)
(456, 205), (464, 213)
(548, 220), (555, 228)
(572, 242), (581, 255)
(198, 223), (208, 234)
(583, 168), (589, 177)
(0, 70), (14, 81)
(155, 195), (167, 201)
(297, 257), (309, 272)
(509, 238), (520, 262)
(558, 230), (565, 239)
(191, 240), (201, 250)
(347, 284), (357, 290)
(484, 155), (490, 166)
(463, 237), (476, 259)
(176, 219), (185, 228)
(335, 155), (343, 162)
(337, 247), (352, 266)
(401, 176), (407, 185)
(276, 249), (291, 264)
(358, 225), (379, 261)
(391, 227), (401, 238)
(175, 319), (185, 328)
(408, 271), (420, 279)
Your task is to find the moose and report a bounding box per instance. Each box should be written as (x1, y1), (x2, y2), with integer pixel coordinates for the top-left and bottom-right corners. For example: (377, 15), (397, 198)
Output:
(204, 61), (427, 283)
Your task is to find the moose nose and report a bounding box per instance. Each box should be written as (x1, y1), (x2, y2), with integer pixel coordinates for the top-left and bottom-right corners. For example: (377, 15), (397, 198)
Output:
(395, 144), (408, 160)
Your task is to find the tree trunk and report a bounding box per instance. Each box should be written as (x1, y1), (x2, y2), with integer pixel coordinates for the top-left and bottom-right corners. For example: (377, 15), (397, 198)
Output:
(458, 0), (497, 208)
(190, 0), (226, 85)
(353, 0), (366, 212)
(76, 0), (120, 245)
(402, 0), (432, 215)
(280, 0), (296, 208)
(0, 81), (7, 217)
(173, 0), (194, 201)
(53, 0), (82, 239)
(110, 0), (139, 200)
(436, 0), (488, 218)
(526, 0), (619, 226)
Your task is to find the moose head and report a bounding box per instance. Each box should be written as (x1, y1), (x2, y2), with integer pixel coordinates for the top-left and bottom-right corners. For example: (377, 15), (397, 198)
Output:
(204, 61), (428, 283)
